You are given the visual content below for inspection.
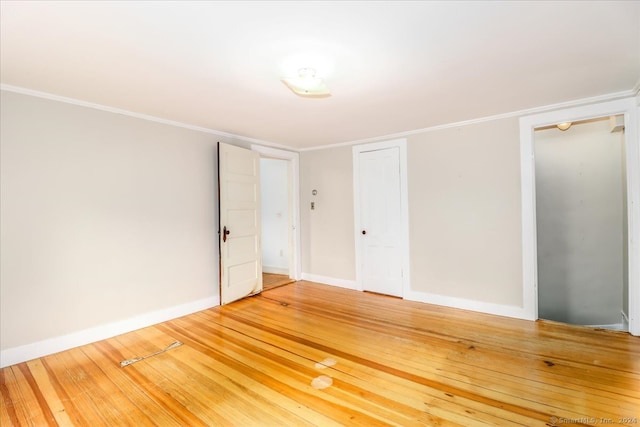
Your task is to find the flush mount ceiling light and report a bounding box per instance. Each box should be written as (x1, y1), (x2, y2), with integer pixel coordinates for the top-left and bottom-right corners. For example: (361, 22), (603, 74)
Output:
(281, 68), (331, 98)
(556, 122), (572, 131)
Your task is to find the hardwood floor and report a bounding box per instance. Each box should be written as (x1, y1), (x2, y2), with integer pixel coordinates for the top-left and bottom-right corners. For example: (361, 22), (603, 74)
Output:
(262, 273), (295, 291)
(2, 281), (639, 426)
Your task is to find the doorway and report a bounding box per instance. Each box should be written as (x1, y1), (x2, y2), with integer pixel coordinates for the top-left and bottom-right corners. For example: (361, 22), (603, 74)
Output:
(260, 158), (295, 291)
(218, 143), (301, 304)
(353, 139), (410, 297)
(534, 116), (627, 330)
(519, 97), (639, 336)
(251, 144), (301, 288)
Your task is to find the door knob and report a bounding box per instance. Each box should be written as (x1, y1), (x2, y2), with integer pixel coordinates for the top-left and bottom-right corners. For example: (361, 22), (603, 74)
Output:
(223, 226), (230, 242)
(362, 230), (367, 235)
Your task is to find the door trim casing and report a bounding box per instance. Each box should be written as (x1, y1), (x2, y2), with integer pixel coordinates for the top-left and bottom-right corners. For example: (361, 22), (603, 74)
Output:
(353, 138), (410, 296)
(519, 97), (640, 335)
(251, 144), (301, 281)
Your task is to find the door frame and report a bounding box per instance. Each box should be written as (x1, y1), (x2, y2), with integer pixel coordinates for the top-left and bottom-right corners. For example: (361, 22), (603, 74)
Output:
(251, 144), (301, 281)
(519, 97), (640, 335)
(353, 138), (410, 296)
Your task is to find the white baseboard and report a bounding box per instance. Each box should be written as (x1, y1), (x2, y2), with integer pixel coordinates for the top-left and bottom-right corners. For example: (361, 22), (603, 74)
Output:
(404, 289), (530, 320)
(585, 323), (626, 331)
(300, 275), (530, 320)
(301, 273), (358, 291)
(622, 311), (630, 331)
(622, 310), (629, 322)
(0, 296), (219, 368)
(263, 266), (289, 275)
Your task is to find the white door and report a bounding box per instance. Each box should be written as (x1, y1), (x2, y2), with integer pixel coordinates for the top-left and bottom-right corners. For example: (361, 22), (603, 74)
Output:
(358, 147), (403, 297)
(218, 142), (262, 304)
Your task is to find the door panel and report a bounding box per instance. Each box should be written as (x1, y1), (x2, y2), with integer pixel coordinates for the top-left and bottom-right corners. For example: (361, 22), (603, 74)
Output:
(359, 147), (403, 297)
(219, 142), (262, 304)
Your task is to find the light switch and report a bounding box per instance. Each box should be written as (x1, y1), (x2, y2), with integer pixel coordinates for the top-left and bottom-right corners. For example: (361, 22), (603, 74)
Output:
(311, 202), (315, 210)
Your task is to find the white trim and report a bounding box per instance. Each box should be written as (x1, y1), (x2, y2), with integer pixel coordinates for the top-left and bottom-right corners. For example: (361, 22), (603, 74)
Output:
(301, 273), (358, 290)
(519, 118), (539, 321)
(0, 296), (218, 368)
(584, 323), (627, 331)
(251, 144), (302, 281)
(262, 266), (289, 275)
(300, 90), (635, 152)
(519, 97), (640, 336)
(633, 77), (640, 95)
(0, 84), (294, 152)
(4, 83), (635, 156)
(622, 310), (630, 323)
(404, 290), (530, 320)
(352, 138), (411, 298)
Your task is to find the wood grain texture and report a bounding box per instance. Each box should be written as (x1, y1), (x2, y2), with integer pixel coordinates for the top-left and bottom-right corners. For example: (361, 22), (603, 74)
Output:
(262, 273), (295, 291)
(1, 281), (639, 426)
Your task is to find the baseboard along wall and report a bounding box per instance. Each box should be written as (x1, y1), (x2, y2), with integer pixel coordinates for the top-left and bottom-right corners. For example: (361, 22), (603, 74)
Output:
(0, 296), (218, 368)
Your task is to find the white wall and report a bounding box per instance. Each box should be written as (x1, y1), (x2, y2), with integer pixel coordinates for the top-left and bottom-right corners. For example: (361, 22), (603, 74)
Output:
(0, 90), (227, 359)
(260, 158), (289, 273)
(535, 118), (624, 325)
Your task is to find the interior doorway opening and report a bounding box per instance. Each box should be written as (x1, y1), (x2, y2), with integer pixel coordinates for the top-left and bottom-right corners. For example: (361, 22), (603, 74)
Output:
(534, 116), (628, 331)
(252, 144), (301, 290)
(519, 97), (639, 336)
(260, 158), (295, 291)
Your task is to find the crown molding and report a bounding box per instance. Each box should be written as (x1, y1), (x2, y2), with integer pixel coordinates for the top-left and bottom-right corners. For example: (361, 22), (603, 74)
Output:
(3, 83), (635, 154)
(299, 89), (636, 152)
(0, 84), (295, 152)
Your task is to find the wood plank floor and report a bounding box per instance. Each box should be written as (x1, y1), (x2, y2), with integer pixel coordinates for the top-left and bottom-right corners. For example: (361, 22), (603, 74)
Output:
(2, 281), (639, 426)
(262, 273), (295, 291)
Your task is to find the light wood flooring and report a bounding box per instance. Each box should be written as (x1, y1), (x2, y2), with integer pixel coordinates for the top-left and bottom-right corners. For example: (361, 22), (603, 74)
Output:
(262, 273), (295, 291)
(1, 281), (639, 426)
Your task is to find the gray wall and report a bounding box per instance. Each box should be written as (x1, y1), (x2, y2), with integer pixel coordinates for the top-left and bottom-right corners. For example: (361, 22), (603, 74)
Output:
(535, 118), (624, 325)
(0, 90), (228, 350)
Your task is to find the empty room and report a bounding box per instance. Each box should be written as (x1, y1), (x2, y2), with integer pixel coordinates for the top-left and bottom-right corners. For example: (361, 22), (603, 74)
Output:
(1, 1), (639, 426)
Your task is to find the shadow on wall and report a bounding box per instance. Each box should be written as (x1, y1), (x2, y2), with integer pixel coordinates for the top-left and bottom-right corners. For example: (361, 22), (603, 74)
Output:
(535, 116), (627, 328)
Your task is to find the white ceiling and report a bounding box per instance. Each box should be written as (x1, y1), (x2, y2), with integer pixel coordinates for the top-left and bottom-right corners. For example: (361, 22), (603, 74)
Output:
(1, 1), (639, 150)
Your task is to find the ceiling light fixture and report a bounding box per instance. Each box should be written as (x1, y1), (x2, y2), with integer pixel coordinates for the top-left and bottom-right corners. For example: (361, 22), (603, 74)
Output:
(556, 122), (572, 131)
(281, 68), (330, 98)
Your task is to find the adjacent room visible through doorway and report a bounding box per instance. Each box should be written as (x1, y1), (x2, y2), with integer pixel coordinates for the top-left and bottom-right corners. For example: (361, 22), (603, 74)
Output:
(534, 116), (628, 331)
(262, 272), (295, 291)
(260, 158), (291, 290)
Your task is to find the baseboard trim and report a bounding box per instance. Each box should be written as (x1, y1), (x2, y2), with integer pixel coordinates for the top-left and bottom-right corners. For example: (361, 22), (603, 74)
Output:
(301, 273), (358, 291)
(299, 275), (530, 319)
(0, 296), (219, 368)
(622, 310), (630, 322)
(263, 266), (289, 275)
(404, 290), (531, 320)
(585, 323), (626, 331)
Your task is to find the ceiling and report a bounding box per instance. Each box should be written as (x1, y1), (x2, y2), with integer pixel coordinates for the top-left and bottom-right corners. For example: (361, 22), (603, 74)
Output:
(1, 1), (639, 150)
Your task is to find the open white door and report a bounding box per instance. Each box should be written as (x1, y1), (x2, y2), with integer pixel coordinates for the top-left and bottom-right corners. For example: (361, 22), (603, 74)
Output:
(218, 142), (262, 305)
